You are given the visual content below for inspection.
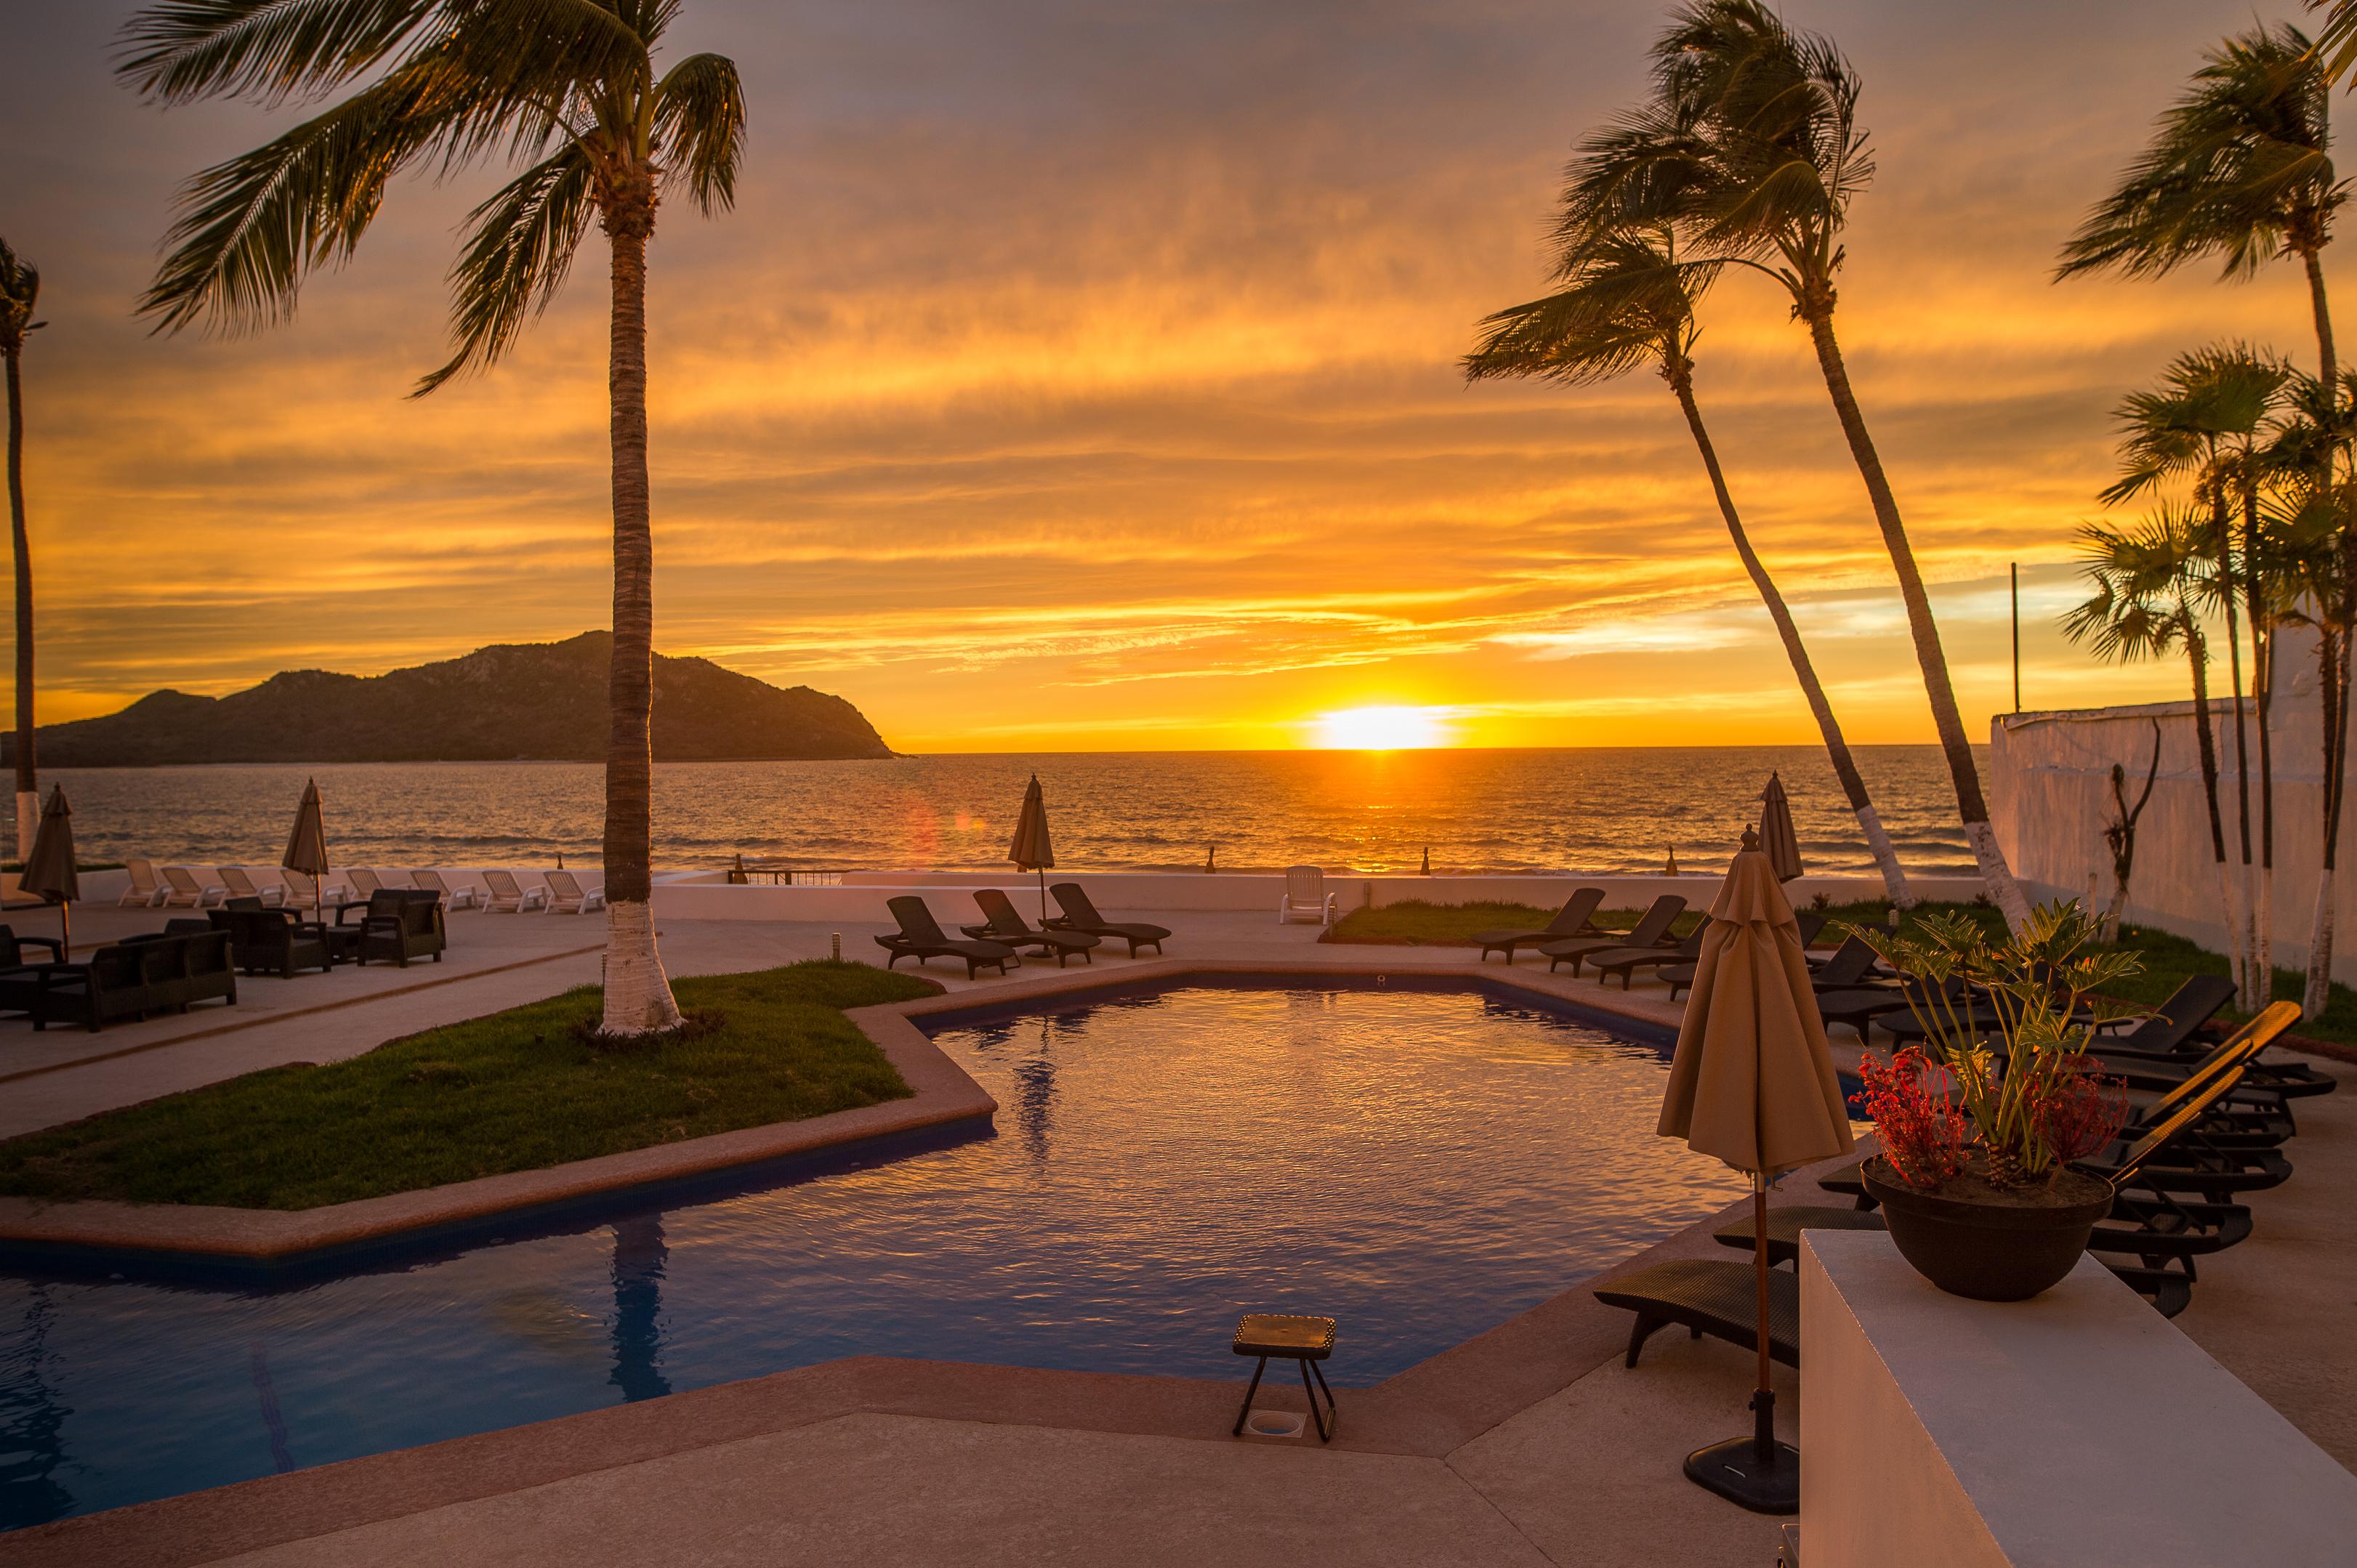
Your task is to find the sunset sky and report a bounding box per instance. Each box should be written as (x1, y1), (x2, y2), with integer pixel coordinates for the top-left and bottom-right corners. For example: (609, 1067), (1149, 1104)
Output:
(3, 1), (2345, 752)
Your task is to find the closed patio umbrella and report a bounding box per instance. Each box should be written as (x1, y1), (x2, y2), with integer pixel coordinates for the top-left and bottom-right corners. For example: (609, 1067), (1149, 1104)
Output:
(1656, 828), (1853, 1513)
(20, 785), (78, 959)
(1757, 771), (1803, 883)
(283, 777), (331, 911)
(1008, 774), (1055, 922)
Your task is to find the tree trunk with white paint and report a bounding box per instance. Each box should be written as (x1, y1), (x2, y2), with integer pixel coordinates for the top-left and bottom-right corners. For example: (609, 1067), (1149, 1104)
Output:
(597, 169), (683, 1038)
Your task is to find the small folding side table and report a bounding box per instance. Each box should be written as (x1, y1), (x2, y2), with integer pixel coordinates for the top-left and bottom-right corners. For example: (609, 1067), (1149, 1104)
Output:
(1231, 1313), (1337, 1442)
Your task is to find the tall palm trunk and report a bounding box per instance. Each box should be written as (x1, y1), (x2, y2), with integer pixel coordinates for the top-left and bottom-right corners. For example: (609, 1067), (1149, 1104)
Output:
(598, 174), (683, 1037)
(1797, 300), (2028, 927)
(2305, 246), (2344, 1017)
(2215, 493), (2257, 1005)
(5, 342), (31, 862)
(2244, 488), (2275, 1005)
(1668, 360), (1912, 905)
(2185, 619), (2237, 950)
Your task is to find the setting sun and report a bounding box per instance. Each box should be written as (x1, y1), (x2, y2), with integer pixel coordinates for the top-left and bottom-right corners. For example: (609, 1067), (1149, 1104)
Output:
(1308, 705), (1456, 750)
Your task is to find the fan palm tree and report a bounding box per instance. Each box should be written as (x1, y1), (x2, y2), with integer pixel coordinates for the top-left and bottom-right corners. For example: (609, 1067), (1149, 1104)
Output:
(2061, 21), (2346, 1009)
(2063, 507), (2232, 953)
(1558, 1), (2028, 924)
(2102, 346), (2292, 1004)
(118, 1), (746, 1035)
(1464, 221), (1914, 907)
(0, 241), (38, 863)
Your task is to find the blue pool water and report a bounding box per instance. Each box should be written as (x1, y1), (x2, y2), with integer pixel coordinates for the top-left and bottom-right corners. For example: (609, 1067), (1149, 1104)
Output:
(0, 978), (1749, 1529)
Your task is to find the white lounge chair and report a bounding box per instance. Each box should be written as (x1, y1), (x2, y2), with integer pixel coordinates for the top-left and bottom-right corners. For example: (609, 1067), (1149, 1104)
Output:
(159, 865), (225, 908)
(119, 858), (169, 908)
(409, 869), (478, 910)
(1278, 865), (1339, 926)
(278, 869), (347, 910)
(347, 868), (389, 897)
(544, 869), (605, 913)
(481, 869), (549, 913)
(217, 866), (286, 906)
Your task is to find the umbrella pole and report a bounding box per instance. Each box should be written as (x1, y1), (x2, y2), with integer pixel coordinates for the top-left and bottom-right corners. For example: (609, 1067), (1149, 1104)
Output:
(1038, 868), (1047, 926)
(57, 897), (69, 963)
(1753, 1176), (1774, 1460)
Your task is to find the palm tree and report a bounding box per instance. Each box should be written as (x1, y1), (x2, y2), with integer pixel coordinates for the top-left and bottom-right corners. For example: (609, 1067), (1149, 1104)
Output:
(0, 241), (37, 864)
(2063, 507), (2231, 953)
(2060, 21), (2345, 1009)
(1464, 221), (1914, 907)
(1560, 1), (2029, 924)
(118, 1), (746, 1035)
(2102, 347), (2292, 1005)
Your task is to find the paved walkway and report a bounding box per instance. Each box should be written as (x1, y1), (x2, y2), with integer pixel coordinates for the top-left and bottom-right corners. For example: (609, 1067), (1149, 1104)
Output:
(2, 904), (2350, 1566)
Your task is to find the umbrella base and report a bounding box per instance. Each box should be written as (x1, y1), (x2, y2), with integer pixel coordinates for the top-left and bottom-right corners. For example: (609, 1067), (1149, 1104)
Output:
(1683, 1434), (1799, 1514)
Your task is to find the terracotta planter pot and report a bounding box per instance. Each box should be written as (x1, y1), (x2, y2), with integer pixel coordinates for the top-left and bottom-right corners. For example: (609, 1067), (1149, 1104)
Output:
(1861, 1157), (2114, 1302)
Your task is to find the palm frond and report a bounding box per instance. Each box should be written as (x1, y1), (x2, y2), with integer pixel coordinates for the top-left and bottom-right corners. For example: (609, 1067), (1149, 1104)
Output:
(654, 52), (744, 214)
(1466, 226), (1714, 387)
(116, 0), (439, 105)
(137, 48), (472, 334)
(413, 143), (595, 395)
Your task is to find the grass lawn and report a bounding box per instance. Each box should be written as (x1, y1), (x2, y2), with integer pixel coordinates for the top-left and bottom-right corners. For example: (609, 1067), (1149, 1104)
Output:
(1329, 897), (2357, 1048)
(0, 961), (938, 1211)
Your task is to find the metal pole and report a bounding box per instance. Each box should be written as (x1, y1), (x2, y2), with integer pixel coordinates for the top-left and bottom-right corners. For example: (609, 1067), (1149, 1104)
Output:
(2011, 562), (2021, 714)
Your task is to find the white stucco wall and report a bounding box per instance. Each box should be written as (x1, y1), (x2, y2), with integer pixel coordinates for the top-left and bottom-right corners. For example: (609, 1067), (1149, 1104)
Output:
(1990, 622), (2353, 981)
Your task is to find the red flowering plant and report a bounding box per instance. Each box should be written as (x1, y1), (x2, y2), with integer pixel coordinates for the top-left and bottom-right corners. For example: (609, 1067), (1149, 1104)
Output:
(1851, 1047), (1970, 1190)
(1848, 901), (2146, 1192)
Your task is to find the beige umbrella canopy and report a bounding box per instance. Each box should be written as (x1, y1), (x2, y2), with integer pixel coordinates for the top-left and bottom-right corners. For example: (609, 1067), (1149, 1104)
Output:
(1656, 828), (1853, 1512)
(1008, 774), (1055, 921)
(1756, 771), (1803, 884)
(20, 785), (78, 958)
(283, 778), (331, 909)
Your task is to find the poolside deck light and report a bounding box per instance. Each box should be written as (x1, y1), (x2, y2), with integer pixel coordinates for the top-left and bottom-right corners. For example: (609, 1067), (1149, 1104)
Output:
(1655, 827), (1853, 1514)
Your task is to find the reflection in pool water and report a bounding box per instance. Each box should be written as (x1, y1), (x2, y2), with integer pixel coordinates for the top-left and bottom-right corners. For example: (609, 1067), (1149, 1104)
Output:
(0, 979), (1748, 1529)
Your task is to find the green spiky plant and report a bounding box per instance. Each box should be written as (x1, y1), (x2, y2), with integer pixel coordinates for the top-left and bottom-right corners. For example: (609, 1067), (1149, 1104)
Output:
(118, 1), (747, 1035)
(1850, 903), (2143, 1190)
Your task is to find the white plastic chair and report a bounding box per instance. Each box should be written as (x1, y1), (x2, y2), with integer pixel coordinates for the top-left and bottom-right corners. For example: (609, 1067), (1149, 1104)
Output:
(544, 869), (605, 913)
(159, 865), (224, 908)
(1278, 865), (1339, 926)
(410, 869), (478, 910)
(482, 869), (550, 913)
(120, 859), (169, 907)
(217, 866), (286, 906)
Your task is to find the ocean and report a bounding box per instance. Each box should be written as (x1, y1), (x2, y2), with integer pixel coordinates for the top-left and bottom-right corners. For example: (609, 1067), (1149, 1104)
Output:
(13, 745), (1978, 878)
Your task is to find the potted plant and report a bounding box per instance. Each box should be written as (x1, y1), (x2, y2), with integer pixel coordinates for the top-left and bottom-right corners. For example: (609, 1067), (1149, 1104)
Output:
(1848, 902), (2135, 1301)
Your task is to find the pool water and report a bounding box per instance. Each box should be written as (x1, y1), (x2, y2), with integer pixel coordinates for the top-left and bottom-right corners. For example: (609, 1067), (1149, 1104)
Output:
(0, 978), (1749, 1529)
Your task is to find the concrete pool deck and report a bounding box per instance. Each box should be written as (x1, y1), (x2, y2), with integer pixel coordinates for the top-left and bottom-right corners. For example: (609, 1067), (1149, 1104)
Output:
(1, 902), (2351, 1565)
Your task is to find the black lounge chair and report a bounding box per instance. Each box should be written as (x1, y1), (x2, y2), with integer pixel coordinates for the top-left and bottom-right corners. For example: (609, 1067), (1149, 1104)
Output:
(1470, 888), (1605, 963)
(1044, 884), (1170, 957)
(2084, 974), (2236, 1060)
(1659, 913), (1839, 999)
(1539, 895), (1685, 976)
(874, 896), (1016, 979)
(1587, 926), (1707, 990)
(962, 888), (1100, 966)
(1805, 932), (1885, 985)
(1811, 982), (1925, 1040)
(1709, 1205), (2196, 1317)
(1590, 1258), (1799, 1370)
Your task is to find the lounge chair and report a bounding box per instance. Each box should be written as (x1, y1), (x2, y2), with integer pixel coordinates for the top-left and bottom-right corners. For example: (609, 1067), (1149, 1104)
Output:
(2082, 974), (2236, 1060)
(1044, 883), (1170, 957)
(1708, 1205), (2198, 1317)
(410, 869), (479, 911)
(1537, 895), (1685, 976)
(1659, 914), (1834, 1001)
(158, 865), (224, 908)
(1811, 975), (1956, 1040)
(217, 866), (286, 907)
(1471, 889), (1606, 963)
(874, 895), (1015, 979)
(346, 868), (386, 898)
(1588, 926), (1707, 990)
(544, 869), (605, 913)
(1278, 865), (1338, 926)
(1590, 1258), (1800, 1370)
(961, 889), (1100, 966)
(278, 869), (344, 911)
(118, 859), (169, 908)
(481, 870), (549, 913)
(1805, 934), (1887, 990)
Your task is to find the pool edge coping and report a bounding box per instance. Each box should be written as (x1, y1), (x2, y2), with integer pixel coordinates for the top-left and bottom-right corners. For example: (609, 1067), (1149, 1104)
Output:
(0, 958), (1681, 1264)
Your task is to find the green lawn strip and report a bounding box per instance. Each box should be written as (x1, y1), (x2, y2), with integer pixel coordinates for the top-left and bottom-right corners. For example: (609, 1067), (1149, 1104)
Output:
(0, 961), (938, 1211)
(1329, 897), (2357, 1049)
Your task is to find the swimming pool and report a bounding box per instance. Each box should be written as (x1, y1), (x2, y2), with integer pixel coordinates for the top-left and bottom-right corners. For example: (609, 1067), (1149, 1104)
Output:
(0, 976), (1749, 1529)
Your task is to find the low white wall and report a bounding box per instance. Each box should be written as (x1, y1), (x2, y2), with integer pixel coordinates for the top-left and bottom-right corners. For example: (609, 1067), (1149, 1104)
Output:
(1800, 1230), (2357, 1566)
(645, 872), (1989, 924)
(1989, 621), (2355, 981)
